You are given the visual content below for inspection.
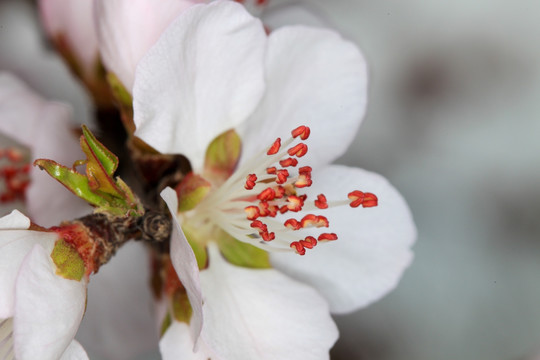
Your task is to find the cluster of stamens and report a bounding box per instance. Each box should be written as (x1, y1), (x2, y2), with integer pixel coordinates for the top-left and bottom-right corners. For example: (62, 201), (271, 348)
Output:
(0, 148), (30, 203)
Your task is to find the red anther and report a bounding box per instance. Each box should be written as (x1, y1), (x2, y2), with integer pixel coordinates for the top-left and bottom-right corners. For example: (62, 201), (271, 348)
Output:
(259, 201), (278, 217)
(245, 206), (260, 220)
(299, 166), (312, 175)
(300, 236), (317, 249)
(274, 186), (285, 199)
(291, 125), (311, 140)
(290, 241), (306, 256)
(315, 194), (328, 209)
(299, 194), (307, 202)
(266, 167), (277, 174)
(267, 138), (281, 155)
(318, 233), (338, 242)
(295, 173), (312, 188)
(279, 205), (289, 214)
(286, 195), (304, 212)
(261, 231), (275, 242)
(275, 169), (289, 184)
(362, 192), (378, 207)
(257, 187), (276, 201)
(250, 220), (268, 233)
(7, 149), (23, 162)
(245, 174), (257, 190)
(279, 158), (298, 167)
(301, 214), (329, 228)
(287, 143), (308, 157)
(284, 219), (301, 230)
(348, 190), (365, 208)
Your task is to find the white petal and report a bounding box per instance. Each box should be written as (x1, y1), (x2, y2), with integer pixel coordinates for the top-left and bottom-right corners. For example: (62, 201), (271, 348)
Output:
(160, 187), (204, 346)
(133, 1), (266, 172)
(0, 229), (56, 319)
(0, 210), (30, 230)
(38, 0), (98, 75)
(239, 26), (367, 169)
(95, 0), (201, 91)
(59, 340), (89, 360)
(75, 242), (158, 360)
(271, 165), (416, 313)
(160, 321), (212, 360)
(0, 73), (91, 226)
(13, 244), (87, 360)
(0, 318), (14, 360)
(200, 244), (338, 360)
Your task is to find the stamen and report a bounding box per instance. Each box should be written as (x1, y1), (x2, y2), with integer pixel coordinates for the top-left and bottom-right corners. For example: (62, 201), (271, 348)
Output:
(300, 236), (317, 249)
(287, 143), (308, 157)
(245, 174), (257, 190)
(245, 206), (260, 220)
(314, 194), (328, 209)
(318, 233), (338, 242)
(257, 188), (276, 201)
(291, 125), (311, 140)
(279, 158), (298, 167)
(348, 191), (379, 208)
(275, 169), (289, 184)
(267, 138), (281, 155)
(284, 219), (301, 230)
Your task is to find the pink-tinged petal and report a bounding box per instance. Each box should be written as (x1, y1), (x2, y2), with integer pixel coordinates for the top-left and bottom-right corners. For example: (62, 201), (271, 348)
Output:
(76, 242), (158, 360)
(133, 1), (266, 172)
(160, 187), (204, 346)
(0, 73), (91, 226)
(271, 165), (416, 314)
(239, 26), (367, 169)
(0, 210), (30, 230)
(0, 228), (56, 319)
(95, 0), (201, 91)
(38, 0), (98, 75)
(160, 321), (213, 360)
(0, 318), (14, 360)
(13, 244), (87, 360)
(199, 244), (338, 360)
(59, 340), (88, 360)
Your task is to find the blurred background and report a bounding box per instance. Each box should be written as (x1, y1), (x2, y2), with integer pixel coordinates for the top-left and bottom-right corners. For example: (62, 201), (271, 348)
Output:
(2, 0), (540, 359)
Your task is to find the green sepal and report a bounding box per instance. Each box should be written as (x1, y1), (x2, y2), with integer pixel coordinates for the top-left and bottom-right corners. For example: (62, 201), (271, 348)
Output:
(175, 173), (211, 212)
(204, 129), (241, 184)
(51, 239), (85, 281)
(160, 313), (172, 337)
(217, 230), (271, 269)
(172, 289), (193, 323)
(182, 225), (208, 270)
(106, 72), (132, 108)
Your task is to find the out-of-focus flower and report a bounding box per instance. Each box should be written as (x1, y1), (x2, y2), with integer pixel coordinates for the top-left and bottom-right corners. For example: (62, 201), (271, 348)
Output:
(94, 0), (204, 93)
(0, 210), (89, 360)
(38, 0), (114, 108)
(0, 72), (90, 227)
(133, 1), (415, 358)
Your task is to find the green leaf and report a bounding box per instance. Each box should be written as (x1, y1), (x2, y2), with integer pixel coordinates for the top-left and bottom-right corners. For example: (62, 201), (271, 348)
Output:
(33, 159), (108, 207)
(81, 125), (118, 176)
(217, 230), (270, 269)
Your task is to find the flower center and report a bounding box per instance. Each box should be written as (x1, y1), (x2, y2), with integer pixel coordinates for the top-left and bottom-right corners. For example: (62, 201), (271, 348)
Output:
(0, 147), (30, 203)
(186, 125), (378, 256)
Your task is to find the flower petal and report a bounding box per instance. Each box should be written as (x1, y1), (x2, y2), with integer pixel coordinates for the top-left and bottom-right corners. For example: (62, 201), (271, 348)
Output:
(13, 244), (87, 360)
(59, 340), (88, 360)
(0, 228), (56, 319)
(38, 0), (98, 75)
(0, 210), (30, 230)
(271, 165), (416, 314)
(160, 321), (212, 360)
(238, 26), (367, 169)
(160, 187), (204, 347)
(199, 244), (338, 360)
(0, 73), (91, 226)
(133, 1), (266, 172)
(94, 0), (200, 91)
(76, 242), (158, 360)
